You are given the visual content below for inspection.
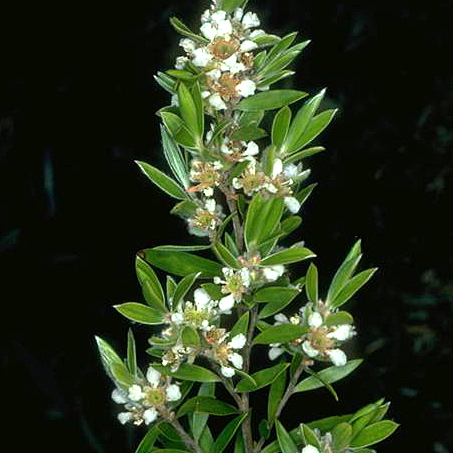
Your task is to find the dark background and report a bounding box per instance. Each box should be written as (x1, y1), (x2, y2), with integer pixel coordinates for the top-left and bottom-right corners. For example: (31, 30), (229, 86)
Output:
(1, 0), (451, 451)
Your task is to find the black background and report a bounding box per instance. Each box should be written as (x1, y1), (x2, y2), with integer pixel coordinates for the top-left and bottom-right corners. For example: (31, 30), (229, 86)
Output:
(1, 0), (452, 451)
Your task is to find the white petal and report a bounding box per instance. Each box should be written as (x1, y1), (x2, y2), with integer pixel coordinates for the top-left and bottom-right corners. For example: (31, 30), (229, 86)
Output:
(208, 93), (227, 110)
(240, 268), (251, 286)
(203, 187), (214, 197)
(242, 11), (260, 29)
(244, 141), (259, 156)
(284, 196), (301, 214)
(112, 389), (128, 404)
(240, 40), (258, 52)
(128, 384), (144, 401)
(166, 384), (182, 402)
(211, 10), (227, 23)
(179, 38), (196, 53)
(232, 177), (242, 189)
(221, 366), (235, 377)
(200, 22), (217, 41)
(283, 163), (299, 180)
(249, 29), (265, 38)
(302, 340), (319, 358)
(213, 276), (223, 284)
(301, 446), (320, 453)
(171, 94), (179, 106)
(201, 9), (211, 23)
(217, 19), (233, 37)
(146, 367), (161, 387)
(194, 288), (211, 309)
(228, 352), (243, 369)
(236, 79), (256, 97)
(229, 333), (246, 349)
(308, 312), (323, 328)
(274, 313), (289, 324)
(172, 312), (184, 324)
(192, 47), (212, 67)
(175, 56), (188, 69)
(234, 7), (244, 21)
(272, 158), (283, 178)
(201, 90), (211, 99)
(269, 347), (284, 361)
(327, 324), (356, 341)
(117, 412), (132, 425)
(207, 68), (221, 80)
(205, 198), (216, 212)
(143, 407), (158, 425)
(219, 294), (235, 311)
(263, 267), (279, 281)
(326, 348), (347, 366)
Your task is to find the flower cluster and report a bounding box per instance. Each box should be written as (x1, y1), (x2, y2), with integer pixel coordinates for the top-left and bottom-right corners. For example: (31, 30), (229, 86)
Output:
(269, 301), (356, 366)
(177, 5), (263, 111)
(112, 366), (181, 426)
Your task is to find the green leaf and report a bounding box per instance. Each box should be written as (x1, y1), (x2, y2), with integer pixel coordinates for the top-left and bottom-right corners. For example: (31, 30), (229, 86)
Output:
(304, 367), (339, 401)
(326, 240), (362, 304)
(224, 232), (239, 257)
(290, 109), (338, 152)
(95, 336), (126, 383)
(227, 160), (250, 184)
(154, 71), (177, 93)
(177, 396), (239, 417)
(208, 120), (232, 146)
(199, 425), (215, 453)
(152, 363), (220, 382)
(212, 242), (240, 269)
(111, 363), (135, 388)
(166, 69), (197, 81)
(253, 324), (307, 345)
(114, 303), (165, 325)
(212, 413), (248, 453)
(142, 248), (223, 278)
(221, 0), (247, 13)
(169, 17), (208, 44)
(172, 272), (201, 307)
(305, 263), (318, 304)
(296, 183), (317, 207)
(166, 275), (177, 308)
(256, 70), (295, 90)
(191, 82), (204, 138)
(258, 288), (299, 319)
(295, 359), (363, 393)
(331, 422), (353, 451)
(260, 246), (316, 266)
(268, 366), (286, 422)
(244, 194), (284, 251)
(251, 33), (281, 46)
(181, 325), (200, 349)
(191, 382), (215, 442)
(151, 450), (190, 453)
(349, 421), (399, 448)
(236, 90), (308, 111)
(324, 311), (354, 327)
(265, 32), (298, 65)
(136, 254), (167, 313)
(272, 106), (292, 149)
(153, 245), (212, 252)
(238, 110), (265, 127)
(201, 282), (224, 301)
(254, 286), (298, 303)
(230, 124), (267, 141)
(161, 111), (196, 148)
(136, 160), (187, 200)
(307, 415), (353, 434)
(283, 89), (326, 154)
(178, 83), (201, 140)
(283, 146), (325, 165)
(158, 423), (182, 442)
(300, 424), (321, 449)
(127, 328), (137, 378)
(351, 408), (379, 441)
(329, 268), (378, 309)
(276, 420), (298, 453)
(234, 430), (245, 453)
(230, 312), (250, 338)
(235, 363), (289, 392)
(170, 200), (198, 219)
(259, 419), (270, 440)
(261, 144), (276, 177)
(135, 425), (161, 453)
(280, 216), (302, 236)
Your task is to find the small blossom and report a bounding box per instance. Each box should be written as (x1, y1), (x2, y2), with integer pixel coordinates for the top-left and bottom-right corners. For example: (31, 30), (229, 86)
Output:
(233, 7), (244, 21)
(143, 407), (158, 425)
(146, 366), (161, 387)
(240, 40), (258, 52)
(208, 92), (228, 110)
(326, 348), (347, 366)
(302, 340), (320, 358)
(228, 333), (246, 349)
(284, 196), (301, 213)
(236, 79), (256, 97)
(249, 29), (265, 39)
(308, 312), (323, 329)
(179, 38), (196, 53)
(269, 345), (285, 360)
(200, 22), (217, 41)
(242, 11), (260, 29)
(112, 388), (128, 404)
(221, 366), (235, 378)
(175, 56), (188, 69)
(219, 293), (235, 312)
(192, 47), (213, 67)
(326, 324), (356, 341)
(301, 446), (320, 453)
(128, 384), (144, 402)
(263, 264), (285, 282)
(228, 352), (244, 369)
(166, 384), (182, 402)
(118, 412), (133, 425)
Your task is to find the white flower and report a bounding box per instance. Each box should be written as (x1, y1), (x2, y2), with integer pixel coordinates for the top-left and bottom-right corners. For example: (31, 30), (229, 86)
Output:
(175, 56), (188, 69)
(208, 93), (227, 110)
(211, 10), (227, 23)
(263, 265), (285, 282)
(234, 7), (244, 21)
(128, 384), (144, 401)
(228, 352), (243, 369)
(200, 22), (217, 41)
(302, 340), (319, 358)
(221, 366), (235, 378)
(146, 366), (161, 387)
(308, 312), (323, 328)
(205, 198), (216, 213)
(194, 288), (212, 310)
(242, 11), (260, 29)
(217, 19), (233, 37)
(179, 38), (196, 53)
(236, 79), (256, 97)
(112, 389), (128, 404)
(204, 187), (214, 197)
(117, 412), (133, 425)
(192, 47), (213, 67)
(166, 384), (182, 402)
(269, 345), (285, 360)
(244, 141), (259, 156)
(326, 348), (347, 366)
(283, 163), (300, 180)
(143, 407), (158, 425)
(220, 54), (245, 74)
(219, 293), (235, 312)
(171, 94), (179, 106)
(327, 324), (356, 341)
(249, 29), (265, 39)
(240, 40), (258, 52)
(284, 196), (301, 214)
(228, 333), (246, 349)
(274, 313), (289, 324)
(301, 446), (320, 453)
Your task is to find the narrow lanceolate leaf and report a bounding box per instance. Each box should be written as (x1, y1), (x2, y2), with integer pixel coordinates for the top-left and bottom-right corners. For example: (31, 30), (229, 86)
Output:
(95, 336), (127, 384)
(258, 288), (299, 319)
(170, 200), (198, 219)
(290, 109), (338, 152)
(283, 146), (325, 165)
(296, 183), (317, 207)
(272, 106), (292, 149)
(235, 363), (289, 392)
(326, 239), (362, 303)
(331, 422), (353, 452)
(142, 248), (223, 278)
(212, 242), (240, 269)
(324, 311), (354, 327)
(307, 415), (353, 434)
(135, 425), (161, 453)
(329, 268), (378, 309)
(177, 396), (239, 417)
(172, 272), (200, 307)
(295, 359), (363, 393)
(305, 263), (318, 304)
(127, 328), (137, 378)
(178, 83), (201, 140)
(280, 216), (302, 236)
(153, 245), (212, 252)
(283, 88), (326, 154)
(221, 0), (247, 13)
(151, 450), (190, 453)
(260, 246), (316, 266)
(230, 312), (250, 338)
(169, 17), (208, 44)
(181, 325), (200, 349)
(253, 324), (307, 345)
(161, 125), (190, 189)
(234, 430), (245, 453)
(300, 424), (321, 450)
(230, 124), (267, 141)
(236, 90), (308, 111)
(212, 413), (248, 453)
(191, 382), (215, 442)
(191, 82), (204, 139)
(276, 420), (298, 453)
(166, 275), (177, 308)
(114, 303), (165, 325)
(152, 364), (220, 382)
(136, 160), (187, 200)
(161, 111), (197, 148)
(136, 254), (167, 313)
(304, 367), (339, 401)
(254, 286), (299, 303)
(268, 366), (287, 422)
(349, 421), (399, 448)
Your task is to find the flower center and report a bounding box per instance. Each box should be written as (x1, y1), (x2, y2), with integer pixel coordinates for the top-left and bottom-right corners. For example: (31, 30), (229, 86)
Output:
(211, 39), (239, 59)
(144, 387), (165, 408)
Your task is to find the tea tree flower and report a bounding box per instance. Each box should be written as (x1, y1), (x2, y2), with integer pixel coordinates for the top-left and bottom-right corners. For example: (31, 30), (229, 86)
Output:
(187, 198), (224, 237)
(214, 266), (251, 310)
